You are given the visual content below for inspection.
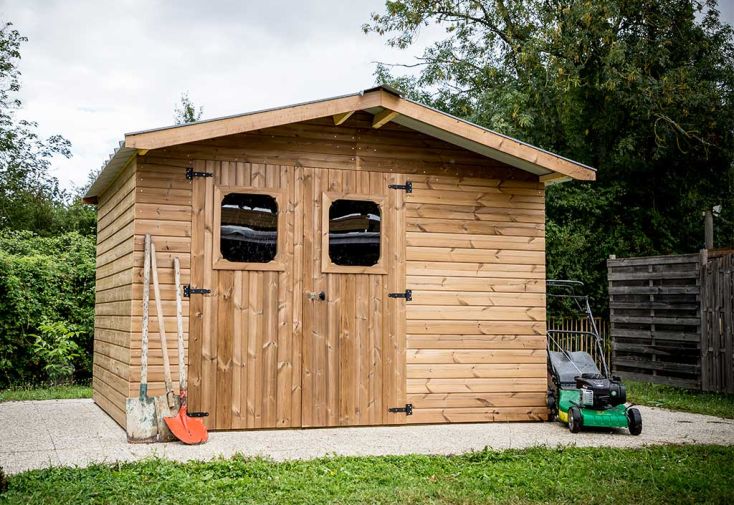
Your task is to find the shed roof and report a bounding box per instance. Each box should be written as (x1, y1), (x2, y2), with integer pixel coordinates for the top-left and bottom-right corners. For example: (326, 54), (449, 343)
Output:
(84, 85), (595, 203)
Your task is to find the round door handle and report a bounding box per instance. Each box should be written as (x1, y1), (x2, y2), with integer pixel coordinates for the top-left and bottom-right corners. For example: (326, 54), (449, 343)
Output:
(318, 291), (326, 301)
(307, 291), (327, 301)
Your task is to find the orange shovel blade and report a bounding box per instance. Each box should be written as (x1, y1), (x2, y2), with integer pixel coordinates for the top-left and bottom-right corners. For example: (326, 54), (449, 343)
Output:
(164, 405), (209, 445)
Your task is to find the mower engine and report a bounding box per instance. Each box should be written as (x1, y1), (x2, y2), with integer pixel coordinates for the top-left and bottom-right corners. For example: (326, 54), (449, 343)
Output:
(575, 374), (627, 410)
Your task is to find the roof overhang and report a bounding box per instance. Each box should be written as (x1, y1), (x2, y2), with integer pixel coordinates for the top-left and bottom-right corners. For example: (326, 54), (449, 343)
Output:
(85, 85), (595, 203)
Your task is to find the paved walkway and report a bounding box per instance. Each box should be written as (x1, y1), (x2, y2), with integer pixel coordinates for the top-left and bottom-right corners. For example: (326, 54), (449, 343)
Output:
(1, 399), (733, 474)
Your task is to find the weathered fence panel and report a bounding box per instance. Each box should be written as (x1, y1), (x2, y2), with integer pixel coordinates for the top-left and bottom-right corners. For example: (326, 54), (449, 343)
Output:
(607, 253), (702, 388)
(547, 318), (611, 373)
(701, 252), (734, 393)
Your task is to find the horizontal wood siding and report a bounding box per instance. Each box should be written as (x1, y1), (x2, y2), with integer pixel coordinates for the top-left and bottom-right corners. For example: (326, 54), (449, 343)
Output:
(128, 161), (193, 399)
(404, 176), (548, 424)
(93, 159), (137, 428)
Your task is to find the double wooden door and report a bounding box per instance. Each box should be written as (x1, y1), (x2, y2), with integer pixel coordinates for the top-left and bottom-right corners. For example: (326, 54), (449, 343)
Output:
(188, 161), (406, 430)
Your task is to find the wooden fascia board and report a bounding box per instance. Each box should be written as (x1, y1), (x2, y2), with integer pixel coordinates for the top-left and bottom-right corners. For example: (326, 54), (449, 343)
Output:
(378, 91), (595, 181)
(125, 91), (383, 150)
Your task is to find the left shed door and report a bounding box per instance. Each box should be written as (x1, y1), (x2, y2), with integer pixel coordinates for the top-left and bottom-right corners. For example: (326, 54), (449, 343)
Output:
(188, 160), (303, 430)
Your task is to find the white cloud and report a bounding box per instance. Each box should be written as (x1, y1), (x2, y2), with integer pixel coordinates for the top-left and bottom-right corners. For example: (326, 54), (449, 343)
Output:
(0, 0), (436, 191)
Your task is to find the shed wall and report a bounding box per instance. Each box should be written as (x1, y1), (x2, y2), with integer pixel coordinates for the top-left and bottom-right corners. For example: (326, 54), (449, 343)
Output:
(93, 159), (137, 427)
(99, 112), (548, 427)
(404, 176), (548, 423)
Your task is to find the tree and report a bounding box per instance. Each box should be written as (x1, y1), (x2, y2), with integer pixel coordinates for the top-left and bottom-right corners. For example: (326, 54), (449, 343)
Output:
(0, 22), (74, 233)
(365, 0), (734, 312)
(174, 92), (203, 124)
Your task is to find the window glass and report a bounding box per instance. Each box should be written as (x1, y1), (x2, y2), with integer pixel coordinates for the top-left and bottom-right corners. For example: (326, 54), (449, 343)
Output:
(220, 193), (277, 263)
(328, 199), (381, 266)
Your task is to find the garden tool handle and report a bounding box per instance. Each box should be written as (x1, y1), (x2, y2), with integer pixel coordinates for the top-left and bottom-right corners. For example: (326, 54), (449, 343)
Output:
(174, 257), (186, 392)
(140, 234), (152, 399)
(151, 241), (175, 408)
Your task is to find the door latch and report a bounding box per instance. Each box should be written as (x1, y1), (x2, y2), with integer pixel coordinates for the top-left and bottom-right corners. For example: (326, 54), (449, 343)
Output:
(307, 291), (326, 301)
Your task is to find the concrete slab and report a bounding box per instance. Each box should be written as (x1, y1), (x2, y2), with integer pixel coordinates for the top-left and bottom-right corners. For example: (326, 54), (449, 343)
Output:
(0, 399), (732, 475)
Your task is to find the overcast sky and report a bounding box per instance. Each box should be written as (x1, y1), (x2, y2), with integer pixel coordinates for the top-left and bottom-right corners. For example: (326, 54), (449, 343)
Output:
(0, 0), (435, 191)
(1, 0), (733, 192)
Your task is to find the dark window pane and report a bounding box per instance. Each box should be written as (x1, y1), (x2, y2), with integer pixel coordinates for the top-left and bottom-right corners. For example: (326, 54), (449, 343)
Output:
(328, 199), (381, 266)
(220, 193), (277, 263)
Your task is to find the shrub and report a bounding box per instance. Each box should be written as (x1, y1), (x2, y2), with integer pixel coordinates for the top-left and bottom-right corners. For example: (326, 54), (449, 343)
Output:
(0, 230), (95, 386)
(32, 320), (82, 385)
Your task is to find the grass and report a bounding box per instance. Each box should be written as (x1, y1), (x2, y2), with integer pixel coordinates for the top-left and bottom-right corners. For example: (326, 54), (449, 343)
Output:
(0, 384), (92, 402)
(627, 380), (734, 418)
(0, 445), (732, 504)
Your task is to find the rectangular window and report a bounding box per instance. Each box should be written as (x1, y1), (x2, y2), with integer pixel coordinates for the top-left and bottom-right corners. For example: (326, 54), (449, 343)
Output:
(321, 192), (386, 274)
(213, 186), (285, 270)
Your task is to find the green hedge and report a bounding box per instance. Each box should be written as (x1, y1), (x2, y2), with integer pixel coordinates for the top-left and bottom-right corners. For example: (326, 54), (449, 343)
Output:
(0, 230), (95, 387)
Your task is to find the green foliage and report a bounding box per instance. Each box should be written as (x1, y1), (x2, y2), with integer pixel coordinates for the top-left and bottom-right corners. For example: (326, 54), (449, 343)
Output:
(627, 380), (734, 418)
(31, 321), (82, 385)
(2, 446), (733, 504)
(0, 230), (95, 386)
(365, 0), (734, 314)
(0, 466), (6, 495)
(174, 91), (203, 125)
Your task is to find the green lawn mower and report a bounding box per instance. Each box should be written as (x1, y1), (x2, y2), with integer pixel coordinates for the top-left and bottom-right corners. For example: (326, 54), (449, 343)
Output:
(546, 280), (642, 435)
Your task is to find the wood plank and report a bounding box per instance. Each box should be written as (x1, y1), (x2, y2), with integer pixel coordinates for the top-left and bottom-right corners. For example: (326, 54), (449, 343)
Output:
(407, 377), (547, 394)
(407, 334), (546, 349)
(407, 320), (546, 335)
(407, 262), (545, 279)
(407, 247), (544, 265)
(408, 406), (547, 423)
(406, 305), (545, 321)
(409, 291), (545, 307)
(406, 233), (544, 251)
(408, 392), (546, 408)
(407, 276), (544, 293)
(407, 363), (546, 379)
(407, 349), (546, 364)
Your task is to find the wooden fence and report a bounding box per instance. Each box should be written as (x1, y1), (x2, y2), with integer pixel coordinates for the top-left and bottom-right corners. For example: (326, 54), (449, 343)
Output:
(547, 318), (611, 372)
(701, 251), (734, 393)
(607, 251), (734, 392)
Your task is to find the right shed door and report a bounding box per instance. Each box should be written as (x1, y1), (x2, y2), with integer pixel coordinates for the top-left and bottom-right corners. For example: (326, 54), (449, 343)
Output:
(300, 167), (407, 427)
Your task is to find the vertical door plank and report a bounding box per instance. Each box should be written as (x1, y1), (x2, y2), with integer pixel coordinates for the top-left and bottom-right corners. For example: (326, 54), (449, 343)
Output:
(291, 166), (304, 426)
(201, 160), (217, 428)
(216, 270), (234, 428)
(301, 167), (314, 427)
(188, 160), (206, 416)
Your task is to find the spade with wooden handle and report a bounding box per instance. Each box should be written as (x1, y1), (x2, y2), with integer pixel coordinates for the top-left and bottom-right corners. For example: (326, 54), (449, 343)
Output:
(125, 234), (157, 443)
(163, 256), (209, 444)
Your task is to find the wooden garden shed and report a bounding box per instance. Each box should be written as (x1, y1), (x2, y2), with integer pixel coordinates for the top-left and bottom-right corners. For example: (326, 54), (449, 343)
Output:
(85, 85), (595, 430)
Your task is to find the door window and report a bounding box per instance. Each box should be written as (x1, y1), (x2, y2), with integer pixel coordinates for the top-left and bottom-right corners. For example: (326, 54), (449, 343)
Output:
(220, 193), (278, 263)
(321, 193), (386, 274)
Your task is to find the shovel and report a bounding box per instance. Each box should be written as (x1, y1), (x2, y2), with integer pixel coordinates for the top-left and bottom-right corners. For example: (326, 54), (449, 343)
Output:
(150, 240), (179, 442)
(125, 234), (157, 443)
(164, 256), (209, 444)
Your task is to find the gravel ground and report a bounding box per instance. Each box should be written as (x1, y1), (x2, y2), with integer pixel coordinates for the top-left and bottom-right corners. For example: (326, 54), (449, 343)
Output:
(1, 399), (732, 475)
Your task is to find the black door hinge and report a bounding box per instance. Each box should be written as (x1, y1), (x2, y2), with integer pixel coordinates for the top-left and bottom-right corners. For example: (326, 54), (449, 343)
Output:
(388, 404), (413, 415)
(187, 411), (209, 418)
(388, 180), (412, 193)
(186, 167), (214, 180)
(388, 289), (412, 302)
(183, 284), (211, 297)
